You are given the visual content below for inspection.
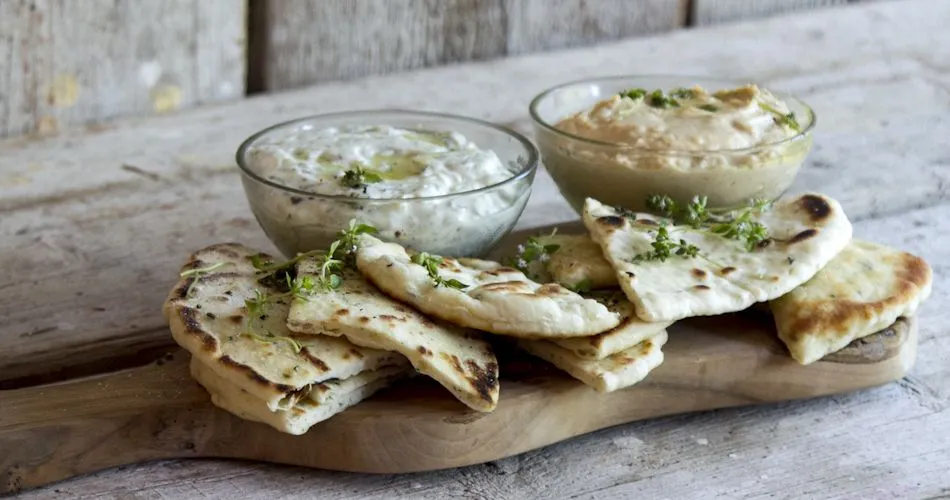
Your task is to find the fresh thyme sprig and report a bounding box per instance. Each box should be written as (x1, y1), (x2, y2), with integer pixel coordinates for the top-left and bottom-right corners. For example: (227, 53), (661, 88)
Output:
(758, 102), (801, 132)
(508, 229), (560, 279)
(411, 252), (468, 290)
(631, 225), (700, 263)
(340, 163), (383, 189)
(179, 262), (229, 297)
(646, 194), (772, 251)
(240, 290), (303, 353)
(238, 221), (378, 352)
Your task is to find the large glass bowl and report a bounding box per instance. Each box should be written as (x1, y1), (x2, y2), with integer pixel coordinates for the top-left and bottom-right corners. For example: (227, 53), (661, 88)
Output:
(529, 75), (815, 213)
(236, 110), (539, 258)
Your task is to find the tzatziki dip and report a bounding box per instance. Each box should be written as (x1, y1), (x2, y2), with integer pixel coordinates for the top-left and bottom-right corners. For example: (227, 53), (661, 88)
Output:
(240, 123), (531, 257)
(535, 83), (813, 212)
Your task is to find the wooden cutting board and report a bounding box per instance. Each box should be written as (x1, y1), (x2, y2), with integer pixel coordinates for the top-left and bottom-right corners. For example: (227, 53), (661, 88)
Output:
(0, 223), (919, 494)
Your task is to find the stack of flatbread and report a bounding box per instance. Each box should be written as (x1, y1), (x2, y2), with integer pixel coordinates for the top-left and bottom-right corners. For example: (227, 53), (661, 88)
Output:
(163, 244), (412, 435)
(163, 191), (933, 434)
(530, 193), (931, 367)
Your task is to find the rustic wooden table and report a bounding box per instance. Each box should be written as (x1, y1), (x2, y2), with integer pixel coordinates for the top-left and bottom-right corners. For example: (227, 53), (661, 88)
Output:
(2, 1), (948, 498)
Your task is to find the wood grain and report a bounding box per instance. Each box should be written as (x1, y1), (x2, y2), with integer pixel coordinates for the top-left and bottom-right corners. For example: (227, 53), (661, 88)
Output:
(0, 0), (246, 138)
(691, 0), (852, 26)
(247, 0), (687, 91)
(0, 311), (917, 494)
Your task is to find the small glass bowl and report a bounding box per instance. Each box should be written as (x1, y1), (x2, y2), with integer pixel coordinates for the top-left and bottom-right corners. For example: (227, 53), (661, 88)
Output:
(236, 110), (539, 258)
(529, 75), (815, 213)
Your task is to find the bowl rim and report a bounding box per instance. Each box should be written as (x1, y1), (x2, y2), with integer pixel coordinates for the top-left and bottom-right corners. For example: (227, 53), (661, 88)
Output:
(528, 74), (816, 154)
(235, 109), (540, 202)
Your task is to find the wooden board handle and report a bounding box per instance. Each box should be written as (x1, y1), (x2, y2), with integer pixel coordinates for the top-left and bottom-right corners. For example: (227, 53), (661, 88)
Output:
(0, 353), (210, 493)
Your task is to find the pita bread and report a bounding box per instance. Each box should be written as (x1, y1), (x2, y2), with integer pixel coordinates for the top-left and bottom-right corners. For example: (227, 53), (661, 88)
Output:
(550, 290), (671, 359)
(542, 234), (619, 290)
(191, 356), (406, 435)
(770, 239), (932, 364)
(520, 330), (668, 392)
(287, 261), (500, 412)
(163, 243), (408, 411)
(355, 235), (621, 338)
(583, 194), (852, 322)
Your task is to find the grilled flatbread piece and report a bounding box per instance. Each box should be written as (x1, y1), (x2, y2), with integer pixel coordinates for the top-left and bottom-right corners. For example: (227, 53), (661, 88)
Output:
(583, 194), (852, 322)
(355, 235), (621, 338)
(520, 330), (668, 392)
(191, 357), (406, 435)
(287, 261), (500, 412)
(542, 234), (618, 290)
(770, 239), (932, 364)
(163, 243), (407, 411)
(550, 290), (672, 359)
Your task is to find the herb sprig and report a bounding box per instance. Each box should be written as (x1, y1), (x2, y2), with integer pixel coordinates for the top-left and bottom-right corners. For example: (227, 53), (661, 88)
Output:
(340, 163), (383, 189)
(508, 229), (560, 279)
(619, 88), (647, 101)
(645, 195), (773, 252)
(758, 102), (801, 132)
(411, 252), (468, 290)
(239, 220), (378, 351)
(241, 290), (304, 353)
(179, 262), (229, 297)
(630, 225), (700, 263)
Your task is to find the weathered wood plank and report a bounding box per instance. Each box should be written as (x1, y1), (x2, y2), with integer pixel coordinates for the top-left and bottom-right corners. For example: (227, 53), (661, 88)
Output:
(1, 0), (947, 386)
(692, 0), (852, 26)
(248, 0), (507, 91)
(503, 0), (688, 54)
(247, 0), (687, 91)
(0, 0), (246, 138)
(17, 200), (950, 499)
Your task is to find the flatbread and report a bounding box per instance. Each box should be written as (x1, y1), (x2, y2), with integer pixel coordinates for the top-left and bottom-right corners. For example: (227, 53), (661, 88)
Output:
(355, 234), (621, 338)
(163, 243), (408, 411)
(520, 330), (668, 392)
(583, 194), (852, 322)
(770, 239), (932, 364)
(287, 261), (500, 412)
(191, 356), (407, 435)
(542, 234), (618, 290)
(550, 290), (672, 359)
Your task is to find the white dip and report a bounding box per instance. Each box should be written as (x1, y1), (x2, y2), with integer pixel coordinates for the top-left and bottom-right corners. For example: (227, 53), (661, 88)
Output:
(243, 124), (529, 257)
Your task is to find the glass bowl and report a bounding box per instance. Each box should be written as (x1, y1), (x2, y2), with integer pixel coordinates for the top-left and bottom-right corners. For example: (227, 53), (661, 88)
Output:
(529, 75), (815, 213)
(236, 110), (539, 258)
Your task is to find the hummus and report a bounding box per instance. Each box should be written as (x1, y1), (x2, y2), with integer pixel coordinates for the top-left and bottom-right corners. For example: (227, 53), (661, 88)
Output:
(241, 124), (529, 257)
(539, 84), (812, 212)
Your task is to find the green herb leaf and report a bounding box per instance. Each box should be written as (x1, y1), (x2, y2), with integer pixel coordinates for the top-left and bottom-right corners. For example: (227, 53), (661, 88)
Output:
(508, 229), (559, 279)
(179, 262), (229, 297)
(243, 331), (303, 353)
(648, 89), (680, 109)
(670, 88), (695, 99)
(631, 225), (700, 263)
(411, 252), (469, 289)
(340, 163), (384, 189)
(697, 104), (719, 112)
(619, 88), (647, 100)
(758, 102), (801, 132)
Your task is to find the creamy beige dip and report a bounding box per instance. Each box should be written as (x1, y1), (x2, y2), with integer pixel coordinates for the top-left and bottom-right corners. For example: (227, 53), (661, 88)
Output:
(242, 125), (528, 257)
(540, 84), (812, 212)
